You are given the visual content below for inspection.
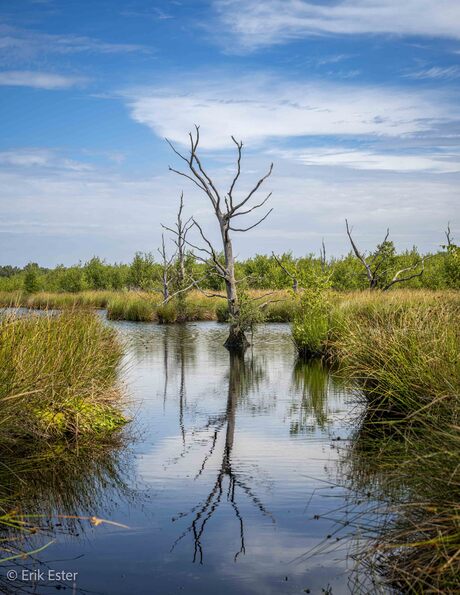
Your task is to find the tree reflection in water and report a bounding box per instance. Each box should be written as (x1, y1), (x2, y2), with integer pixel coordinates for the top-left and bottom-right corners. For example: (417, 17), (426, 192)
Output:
(170, 351), (272, 564)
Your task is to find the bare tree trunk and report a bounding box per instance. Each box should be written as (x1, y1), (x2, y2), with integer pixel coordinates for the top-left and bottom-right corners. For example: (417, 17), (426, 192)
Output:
(221, 221), (249, 351)
(167, 126), (273, 352)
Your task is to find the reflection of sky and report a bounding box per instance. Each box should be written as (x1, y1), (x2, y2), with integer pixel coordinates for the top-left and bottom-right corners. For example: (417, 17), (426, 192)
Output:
(23, 321), (385, 595)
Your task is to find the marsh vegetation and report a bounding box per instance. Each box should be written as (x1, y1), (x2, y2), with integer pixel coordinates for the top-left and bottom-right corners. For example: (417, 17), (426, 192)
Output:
(1, 132), (458, 593)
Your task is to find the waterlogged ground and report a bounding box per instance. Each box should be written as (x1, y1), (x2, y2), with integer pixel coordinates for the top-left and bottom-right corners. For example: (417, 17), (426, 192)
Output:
(1, 321), (390, 595)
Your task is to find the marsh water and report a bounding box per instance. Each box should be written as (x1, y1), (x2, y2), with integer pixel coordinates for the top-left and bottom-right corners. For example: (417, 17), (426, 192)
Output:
(2, 320), (390, 595)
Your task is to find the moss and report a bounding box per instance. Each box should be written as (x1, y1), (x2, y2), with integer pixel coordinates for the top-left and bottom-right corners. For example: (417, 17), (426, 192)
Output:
(33, 399), (128, 439)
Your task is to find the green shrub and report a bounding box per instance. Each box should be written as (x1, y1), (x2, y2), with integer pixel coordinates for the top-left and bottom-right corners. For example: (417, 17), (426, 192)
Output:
(216, 302), (229, 322)
(292, 275), (332, 358)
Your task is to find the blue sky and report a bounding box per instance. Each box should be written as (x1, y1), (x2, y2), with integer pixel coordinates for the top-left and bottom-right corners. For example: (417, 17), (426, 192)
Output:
(1, 0), (459, 266)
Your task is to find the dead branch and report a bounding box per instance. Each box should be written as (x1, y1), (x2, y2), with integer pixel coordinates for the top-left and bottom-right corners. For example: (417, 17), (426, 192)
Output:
(271, 252), (299, 293)
(445, 222), (453, 247)
(345, 219), (375, 287)
(382, 259), (425, 291)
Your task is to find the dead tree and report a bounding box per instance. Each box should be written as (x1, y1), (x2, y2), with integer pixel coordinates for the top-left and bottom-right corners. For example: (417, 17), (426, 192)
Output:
(445, 222), (453, 247)
(162, 192), (194, 291)
(271, 252), (299, 292)
(157, 233), (175, 302)
(345, 219), (424, 291)
(320, 238), (327, 273)
(167, 126), (273, 351)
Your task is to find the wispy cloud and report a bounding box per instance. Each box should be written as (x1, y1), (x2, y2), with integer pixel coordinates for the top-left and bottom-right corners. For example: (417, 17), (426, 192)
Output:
(121, 7), (174, 20)
(273, 147), (460, 173)
(124, 74), (459, 149)
(0, 23), (150, 66)
(0, 148), (93, 170)
(0, 70), (87, 89)
(405, 65), (460, 80)
(213, 0), (460, 50)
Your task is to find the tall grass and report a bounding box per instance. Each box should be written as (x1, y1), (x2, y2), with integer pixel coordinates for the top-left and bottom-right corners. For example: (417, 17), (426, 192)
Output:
(311, 291), (460, 593)
(330, 291), (460, 414)
(0, 309), (127, 444)
(107, 293), (157, 322)
(1, 289), (296, 322)
(342, 411), (460, 594)
(0, 290), (117, 310)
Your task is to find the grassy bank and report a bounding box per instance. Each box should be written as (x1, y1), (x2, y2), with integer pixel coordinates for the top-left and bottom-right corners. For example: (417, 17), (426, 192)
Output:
(291, 290), (460, 592)
(331, 290), (460, 414)
(0, 309), (127, 445)
(344, 412), (460, 594)
(293, 290), (460, 401)
(0, 289), (296, 322)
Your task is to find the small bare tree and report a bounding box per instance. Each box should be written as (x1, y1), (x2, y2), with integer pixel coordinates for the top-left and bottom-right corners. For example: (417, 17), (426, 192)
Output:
(320, 238), (327, 273)
(445, 222), (453, 248)
(167, 126), (273, 351)
(345, 219), (424, 291)
(162, 192), (194, 291)
(271, 252), (299, 293)
(157, 233), (176, 302)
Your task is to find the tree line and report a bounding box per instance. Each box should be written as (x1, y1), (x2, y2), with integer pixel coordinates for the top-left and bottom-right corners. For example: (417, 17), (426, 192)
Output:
(1, 243), (458, 295)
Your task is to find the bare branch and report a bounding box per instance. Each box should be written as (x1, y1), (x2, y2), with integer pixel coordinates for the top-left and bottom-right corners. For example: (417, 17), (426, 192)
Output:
(345, 219), (374, 286)
(383, 259), (425, 291)
(168, 166), (207, 193)
(227, 136), (243, 210)
(445, 222), (453, 247)
(192, 219), (228, 279)
(230, 163), (273, 214)
(230, 208), (273, 232)
(271, 252), (299, 292)
(231, 193), (272, 218)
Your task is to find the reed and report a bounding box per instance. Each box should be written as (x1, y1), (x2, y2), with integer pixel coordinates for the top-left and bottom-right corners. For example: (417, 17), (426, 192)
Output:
(330, 291), (460, 414)
(322, 290), (460, 593)
(0, 309), (127, 444)
(107, 293), (157, 322)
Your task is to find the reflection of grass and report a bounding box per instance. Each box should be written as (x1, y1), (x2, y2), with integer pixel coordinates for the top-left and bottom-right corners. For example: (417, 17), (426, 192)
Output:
(342, 414), (460, 594)
(0, 441), (131, 568)
(290, 360), (331, 432)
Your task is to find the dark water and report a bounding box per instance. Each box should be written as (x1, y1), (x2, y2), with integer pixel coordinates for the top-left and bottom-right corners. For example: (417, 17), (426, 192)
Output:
(1, 321), (389, 595)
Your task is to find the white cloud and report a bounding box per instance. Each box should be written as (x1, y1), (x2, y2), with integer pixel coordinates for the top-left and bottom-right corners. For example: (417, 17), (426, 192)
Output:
(125, 75), (458, 149)
(273, 147), (460, 173)
(0, 70), (87, 89)
(405, 66), (460, 80)
(0, 24), (150, 66)
(0, 149), (93, 170)
(0, 149), (457, 265)
(213, 0), (460, 50)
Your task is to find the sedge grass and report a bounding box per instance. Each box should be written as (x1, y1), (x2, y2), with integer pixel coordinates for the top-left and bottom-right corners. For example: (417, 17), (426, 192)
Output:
(0, 309), (127, 444)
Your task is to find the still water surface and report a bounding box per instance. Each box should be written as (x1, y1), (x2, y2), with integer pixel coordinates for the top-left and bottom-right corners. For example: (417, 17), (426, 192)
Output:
(3, 321), (388, 594)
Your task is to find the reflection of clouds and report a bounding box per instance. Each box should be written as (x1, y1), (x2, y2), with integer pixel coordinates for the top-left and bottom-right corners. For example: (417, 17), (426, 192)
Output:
(209, 520), (357, 595)
(118, 321), (373, 591)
